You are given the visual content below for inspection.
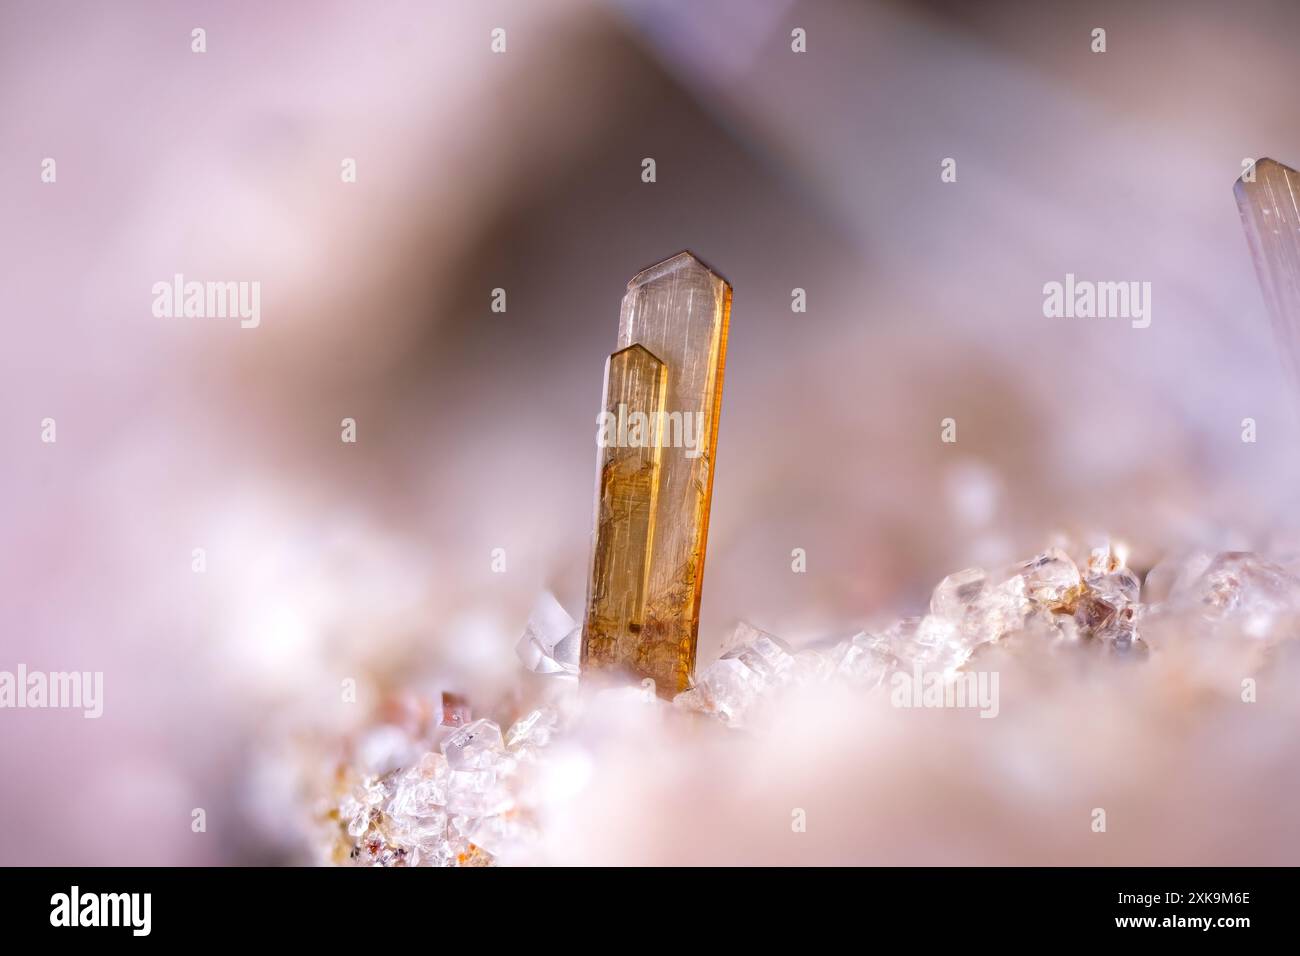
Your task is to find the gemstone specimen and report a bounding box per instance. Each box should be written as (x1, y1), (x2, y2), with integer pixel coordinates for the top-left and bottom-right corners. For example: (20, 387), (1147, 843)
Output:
(1235, 158), (1300, 383)
(582, 344), (666, 676)
(582, 252), (731, 697)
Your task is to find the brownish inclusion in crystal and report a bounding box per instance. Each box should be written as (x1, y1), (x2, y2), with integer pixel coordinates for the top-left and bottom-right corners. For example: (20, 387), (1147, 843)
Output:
(582, 252), (731, 697)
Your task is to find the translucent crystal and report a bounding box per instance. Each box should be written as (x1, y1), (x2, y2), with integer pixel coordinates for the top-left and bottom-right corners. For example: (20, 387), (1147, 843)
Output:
(930, 567), (1030, 646)
(341, 776), (389, 839)
(1195, 552), (1297, 612)
(582, 343), (666, 679)
(1170, 551), (1300, 635)
(441, 718), (506, 770)
(550, 628), (581, 670)
(411, 840), (456, 869)
(885, 616), (970, 673)
(834, 631), (897, 688)
(1143, 551), (1214, 604)
(1083, 540), (1125, 578)
(979, 574), (1031, 640)
(330, 716), (523, 867)
(444, 767), (511, 817)
(930, 567), (987, 621)
(670, 684), (711, 716)
(517, 591), (580, 676)
(505, 708), (559, 758)
(1016, 547), (1082, 610)
(388, 752), (449, 816)
(693, 656), (765, 724)
(467, 815), (519, 859)
(1235, 158), (1300, 384)
(437, 815), (496, 868)
(382, 759), (449, 858)
(583, 252), (732, 697)
(1076, 567), (1141, 646)
(720, 623), (797, 685)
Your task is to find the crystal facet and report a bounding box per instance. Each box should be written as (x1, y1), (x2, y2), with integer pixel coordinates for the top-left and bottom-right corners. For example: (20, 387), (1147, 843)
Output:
(582, 252), (731, 696)
(1236, 158), (1300, 383)
(692, 656), (765, 724)
(885, 615), (971, 673)
(582, 344), (667, 676)
(441, 718), (506, 770)
(517, 591), (580, 676)
(1170, 551), (1300, 636)
(720, 623), (797, 686)
(1015, 547), (1082, 611)
(834, 631), (898, 687)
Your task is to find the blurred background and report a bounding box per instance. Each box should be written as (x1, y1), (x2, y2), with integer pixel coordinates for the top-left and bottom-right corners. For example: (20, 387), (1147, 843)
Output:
(4, 0), (1300, 864)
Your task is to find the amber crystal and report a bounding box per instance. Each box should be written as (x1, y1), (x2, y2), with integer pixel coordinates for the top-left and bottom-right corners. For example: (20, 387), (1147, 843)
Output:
(582, 252), (731, 696)
(583, 344), (667, 671)
(1235, 158), (1300, 382)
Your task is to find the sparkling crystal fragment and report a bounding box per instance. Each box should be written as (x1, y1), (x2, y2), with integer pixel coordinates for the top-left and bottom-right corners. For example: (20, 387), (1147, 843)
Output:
(441, 718), (506, 770)
(1236, 158), (1300, 383)
(720, 622), (797, 685)
(834, 631), (897, 688)
(1016, 547), (1082, 611)
(930, 567), (987, 621)
(517, 591), (580, 676)
(1171, 551), (1300, 636)
(505, 707), (560, 760)
(583, 252), (731, 697)
(885, 615), (971, 673)
(691, 656), (765, 724)
(1077, 566), (1141, 647)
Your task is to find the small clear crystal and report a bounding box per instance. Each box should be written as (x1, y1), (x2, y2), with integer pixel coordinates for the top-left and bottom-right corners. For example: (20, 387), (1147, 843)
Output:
(720, 623), (797, 685)
(1170, 551), (1300, 636)
(441, 718), (506, 770)
(834, 631), (897, 688)
(693, 656), (766, 723)
(885, 616), (970, 673)
(388, 752), (449, 815)
(516, 591), (580, 675)
(505, 708), (559, 758)
(444, 767), (511, 817)
(930, 567), (987, 621)
(1016, 547), (1082, 610)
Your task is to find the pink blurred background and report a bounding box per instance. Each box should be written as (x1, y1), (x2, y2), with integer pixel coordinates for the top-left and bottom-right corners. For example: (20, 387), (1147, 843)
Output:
(3, 0), (1300, 864)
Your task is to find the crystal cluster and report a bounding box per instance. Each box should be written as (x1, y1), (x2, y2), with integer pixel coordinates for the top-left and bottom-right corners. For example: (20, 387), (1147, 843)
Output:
(672, 543), (1296, 725)
(328, 699), (562, 867)
(322, 543), (1300, 864)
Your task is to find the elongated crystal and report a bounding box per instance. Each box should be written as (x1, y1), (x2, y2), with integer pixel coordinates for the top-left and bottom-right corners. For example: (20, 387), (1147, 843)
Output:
(582, 252), (731, 696)
(1235, 158), (1300, 382)
(583, 344), (666, 672)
